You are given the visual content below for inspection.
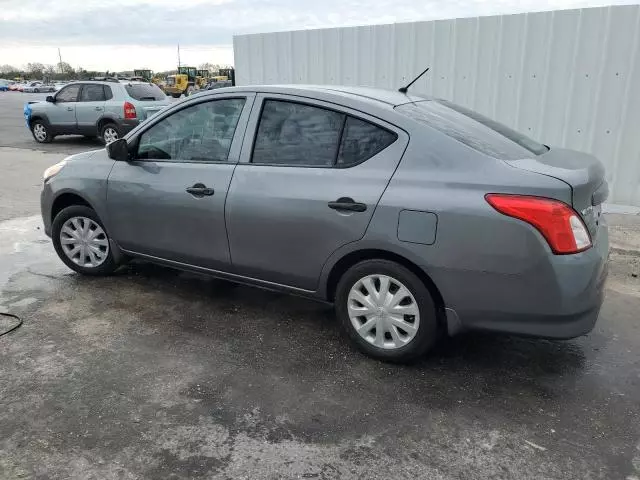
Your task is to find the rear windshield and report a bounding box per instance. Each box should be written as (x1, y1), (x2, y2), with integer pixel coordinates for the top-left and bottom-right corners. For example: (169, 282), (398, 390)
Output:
(124, 83), (165, 101)
(396, 100), (549, 160)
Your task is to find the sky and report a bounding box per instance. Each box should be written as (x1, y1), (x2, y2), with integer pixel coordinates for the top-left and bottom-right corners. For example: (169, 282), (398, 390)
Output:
(0, 0), (635, 72)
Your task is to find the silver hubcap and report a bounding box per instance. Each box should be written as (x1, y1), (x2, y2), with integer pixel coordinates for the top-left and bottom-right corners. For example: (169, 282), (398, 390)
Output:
(33, 123), (47, 141)
(348, 274), (420, 350)
(59, 217), (109, 268)
(103, 127), (118, 144)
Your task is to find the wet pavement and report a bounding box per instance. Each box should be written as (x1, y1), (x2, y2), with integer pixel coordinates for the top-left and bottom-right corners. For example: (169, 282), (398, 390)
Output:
(1, 215), (639, 479)
(1, 99), (640, 478)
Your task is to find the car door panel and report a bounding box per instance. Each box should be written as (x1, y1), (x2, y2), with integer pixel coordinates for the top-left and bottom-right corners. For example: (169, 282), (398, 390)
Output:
(48, 84), (80, 133)
(107, 94), (254, 271)
(108, 161), (236, 268)
(76, 84), (107, 135)
(226, 94), (408, 291)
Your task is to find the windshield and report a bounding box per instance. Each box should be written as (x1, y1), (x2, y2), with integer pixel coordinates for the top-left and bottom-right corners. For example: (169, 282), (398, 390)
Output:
(396, 100), (549, 160)
(124, 83), (165, 101)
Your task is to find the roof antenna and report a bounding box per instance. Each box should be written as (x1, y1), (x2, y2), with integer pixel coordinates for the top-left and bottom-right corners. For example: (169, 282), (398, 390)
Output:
(398, 67), (430, 94)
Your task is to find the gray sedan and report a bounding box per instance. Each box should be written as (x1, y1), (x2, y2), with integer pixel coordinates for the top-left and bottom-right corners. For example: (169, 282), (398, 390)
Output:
(23, 82), (55, 93)
(39, 85), (609, 362)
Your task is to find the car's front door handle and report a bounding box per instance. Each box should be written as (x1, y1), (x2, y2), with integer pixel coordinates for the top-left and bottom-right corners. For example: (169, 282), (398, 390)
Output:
(328, 197), (367, 212)
(94, 106), (103, 111)
(67, 107), (73, 111)
(186, 183), (215, 197)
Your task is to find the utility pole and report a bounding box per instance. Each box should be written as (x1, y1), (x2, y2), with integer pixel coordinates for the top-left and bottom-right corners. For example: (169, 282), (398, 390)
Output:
(58, 48), (63, 73)
(177, 44), (181, 70)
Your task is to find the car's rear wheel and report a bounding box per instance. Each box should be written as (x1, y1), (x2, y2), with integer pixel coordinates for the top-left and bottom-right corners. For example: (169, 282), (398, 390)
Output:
(100, 123), (121, 145)
(335, 259), (438, 362)
(52, 205), (119, 276)
(34, 88), (40, 93)
(31, 120), (53, 143)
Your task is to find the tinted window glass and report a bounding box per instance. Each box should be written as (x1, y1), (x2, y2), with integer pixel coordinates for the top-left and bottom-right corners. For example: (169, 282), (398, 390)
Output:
(137, 98), (245, 162)
(438, 100), (548, 155)
(252, 100), (344, 166)
(125, 83), (165, 101)
(337, 117), (397, 167)
(396, 100), (547, 160)
(104, 85), (113, 100)
(79, 84), (106, 102)
(56, 84), (80, 103)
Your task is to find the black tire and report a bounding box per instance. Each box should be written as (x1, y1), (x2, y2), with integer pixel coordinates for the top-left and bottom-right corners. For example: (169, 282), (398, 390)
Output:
(100, 122), (121, 145)
(171, 93), (181, 99)
(31, 120), (53, 143)
(52, 205), (119, 276)
(335, 259), (438, 363)
(34, 88), (40, 93)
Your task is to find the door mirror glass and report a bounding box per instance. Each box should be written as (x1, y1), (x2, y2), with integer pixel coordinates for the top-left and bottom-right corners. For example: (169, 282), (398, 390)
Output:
(46, 95), (54, 103)
(106, 138), (129, 161)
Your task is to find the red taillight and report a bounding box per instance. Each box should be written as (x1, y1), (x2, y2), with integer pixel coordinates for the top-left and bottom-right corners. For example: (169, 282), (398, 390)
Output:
(485, 194), (592, 255)
(124, 101), (137, 119)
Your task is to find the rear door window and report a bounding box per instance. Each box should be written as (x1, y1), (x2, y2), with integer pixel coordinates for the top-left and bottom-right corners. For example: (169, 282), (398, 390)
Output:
(252, 100), (344, 166)
(125, 83), (166, 101)
(79, 84), (106, 102)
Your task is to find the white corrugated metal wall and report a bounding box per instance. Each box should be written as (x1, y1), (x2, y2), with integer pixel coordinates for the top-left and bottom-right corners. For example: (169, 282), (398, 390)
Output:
(233, 5), (640, 206)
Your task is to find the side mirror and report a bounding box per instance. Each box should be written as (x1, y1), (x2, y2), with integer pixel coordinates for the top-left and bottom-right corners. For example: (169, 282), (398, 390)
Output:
(106, 138), (130, 161)
(46, 95), (54, 103)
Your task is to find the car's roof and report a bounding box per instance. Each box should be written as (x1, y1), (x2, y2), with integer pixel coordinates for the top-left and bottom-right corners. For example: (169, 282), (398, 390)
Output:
(198, 84), (430, 108)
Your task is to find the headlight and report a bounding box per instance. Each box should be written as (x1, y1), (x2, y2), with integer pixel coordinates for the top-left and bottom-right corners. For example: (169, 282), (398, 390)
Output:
(43, 160), (67, 182)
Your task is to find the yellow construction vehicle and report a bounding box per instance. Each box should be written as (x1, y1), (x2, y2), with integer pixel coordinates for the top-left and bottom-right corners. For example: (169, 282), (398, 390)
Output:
(163, 66), (198, 98)
(196, 70), (210, 89)
(133, 69), (153, 82)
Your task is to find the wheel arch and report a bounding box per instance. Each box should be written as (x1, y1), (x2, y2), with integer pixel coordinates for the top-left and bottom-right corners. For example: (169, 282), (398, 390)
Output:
(324, 248), (447, 328)
(50, 191), (95, 225)
(96, 115), (120, 133)
(29, 113), (51, 128)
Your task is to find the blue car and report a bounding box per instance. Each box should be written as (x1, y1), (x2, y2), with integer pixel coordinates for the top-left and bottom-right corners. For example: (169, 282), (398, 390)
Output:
(0, 80), (11, 92)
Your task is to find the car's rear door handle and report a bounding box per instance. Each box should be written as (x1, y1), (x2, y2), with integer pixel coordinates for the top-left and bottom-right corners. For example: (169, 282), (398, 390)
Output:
(328, 197), (367, 212)
(67, 107), (73, 111)
(186, 183), (214, 197)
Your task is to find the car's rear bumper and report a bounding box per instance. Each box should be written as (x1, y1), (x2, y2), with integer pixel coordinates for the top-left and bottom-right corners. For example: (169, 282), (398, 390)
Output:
(439, 220), (609, 339)
(117, 118), (139, 135)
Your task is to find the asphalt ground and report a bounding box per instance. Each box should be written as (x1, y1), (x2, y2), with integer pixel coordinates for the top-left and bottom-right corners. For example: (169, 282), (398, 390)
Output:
(1, 89), (640, 479)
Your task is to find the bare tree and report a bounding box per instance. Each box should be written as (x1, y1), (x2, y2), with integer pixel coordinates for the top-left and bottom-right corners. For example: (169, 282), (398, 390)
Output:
(0, 64), (18, 74)
(56, 62), (75, 75)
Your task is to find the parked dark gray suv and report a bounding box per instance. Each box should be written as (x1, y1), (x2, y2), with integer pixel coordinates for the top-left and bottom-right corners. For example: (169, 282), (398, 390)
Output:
(25, 80), (170, 145)
(40, 85), (609, 361)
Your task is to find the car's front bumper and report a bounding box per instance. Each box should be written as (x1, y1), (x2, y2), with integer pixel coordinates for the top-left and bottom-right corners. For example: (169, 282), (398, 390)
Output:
(41, 182), (54, 237)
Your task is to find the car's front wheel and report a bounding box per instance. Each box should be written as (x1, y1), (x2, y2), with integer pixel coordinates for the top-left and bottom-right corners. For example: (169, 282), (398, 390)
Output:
(31, 120), (53, 143)
(335, 259), (438, 362)
(100, 123), (121, 145)
(51, 205), (119, 276)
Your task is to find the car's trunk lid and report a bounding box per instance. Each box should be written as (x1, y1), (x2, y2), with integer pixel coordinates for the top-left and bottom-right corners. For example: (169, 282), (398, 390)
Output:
(508, 148), (607, 238)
